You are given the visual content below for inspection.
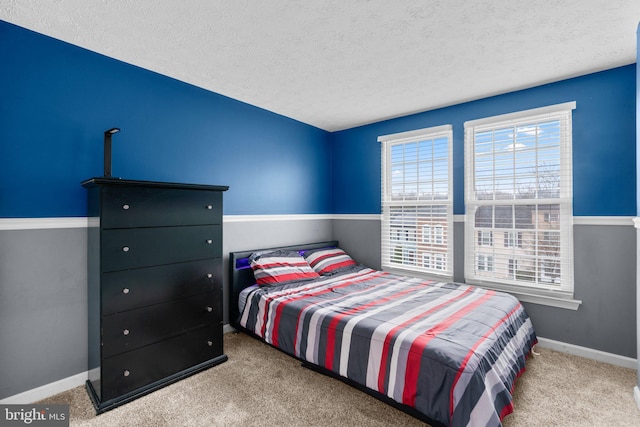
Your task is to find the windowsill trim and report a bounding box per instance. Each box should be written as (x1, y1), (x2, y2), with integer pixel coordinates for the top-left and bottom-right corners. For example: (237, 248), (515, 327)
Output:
(465, 279), (581, 310)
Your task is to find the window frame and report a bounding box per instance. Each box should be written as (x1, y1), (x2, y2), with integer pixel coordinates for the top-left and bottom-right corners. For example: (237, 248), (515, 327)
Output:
(423, 253), (432, 269)
(477, 254), (494, 272)
(433, 225), (444, 245)
(477, 230), (493, 247)
(463, 102), (580, 310)
(504, 231), (523, 248)
(508, 258), (518, 279)
(379, 125), (454, 278)
(422, 225), (432, 243)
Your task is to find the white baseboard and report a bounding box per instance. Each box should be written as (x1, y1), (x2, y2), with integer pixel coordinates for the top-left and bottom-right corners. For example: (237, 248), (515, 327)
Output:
(0, 371), (88, 404)
(634, 386), (640, 411)
(536, 336), (637, 370)
(0, 330), (240, 404)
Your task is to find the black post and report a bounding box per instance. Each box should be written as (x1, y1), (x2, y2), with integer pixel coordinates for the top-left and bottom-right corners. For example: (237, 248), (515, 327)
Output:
(103, 128), (120, 177)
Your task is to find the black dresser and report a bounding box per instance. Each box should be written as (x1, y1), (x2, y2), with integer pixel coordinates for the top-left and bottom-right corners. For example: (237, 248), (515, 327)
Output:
(82, 178), (229, 413)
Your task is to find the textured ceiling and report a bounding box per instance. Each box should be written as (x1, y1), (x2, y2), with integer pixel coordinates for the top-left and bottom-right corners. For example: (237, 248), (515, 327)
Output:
(1, 1), (639, 131)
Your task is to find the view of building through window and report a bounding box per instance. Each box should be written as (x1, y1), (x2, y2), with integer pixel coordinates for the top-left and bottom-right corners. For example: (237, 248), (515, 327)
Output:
(473, 204), (561, 284)
(464, 102), (574, 293)
(388, 205), (449, 271)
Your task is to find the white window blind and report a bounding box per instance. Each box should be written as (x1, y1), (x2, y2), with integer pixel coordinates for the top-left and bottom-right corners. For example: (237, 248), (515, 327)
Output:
(379, 125), (453, 277)
(464, 102), (575, 295)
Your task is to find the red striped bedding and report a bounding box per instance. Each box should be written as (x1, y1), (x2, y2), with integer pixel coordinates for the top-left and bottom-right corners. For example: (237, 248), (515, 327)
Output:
(239, 265), (536, 427)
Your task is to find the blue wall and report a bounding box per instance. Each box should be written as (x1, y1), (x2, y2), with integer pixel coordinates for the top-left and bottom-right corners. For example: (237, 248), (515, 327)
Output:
(332, 65), (636, 216)
(0, 21), (332, 217)
(637, 24), (640, 218)
(1, 20), (636, 219)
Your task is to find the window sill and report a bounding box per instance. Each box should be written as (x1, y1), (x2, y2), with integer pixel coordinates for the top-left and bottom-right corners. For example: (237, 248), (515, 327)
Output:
(465, 280), (582, 310)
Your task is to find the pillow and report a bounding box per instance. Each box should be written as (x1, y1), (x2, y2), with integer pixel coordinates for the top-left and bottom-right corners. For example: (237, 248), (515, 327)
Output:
(303, 247), (356, 275)
(250, 250), (320, 286)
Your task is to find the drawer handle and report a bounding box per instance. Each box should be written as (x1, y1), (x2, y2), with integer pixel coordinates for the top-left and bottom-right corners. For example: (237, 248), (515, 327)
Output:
(122, 204), (130, 210)
(206, 306), (213, 312)
(123, 370), (130, 377)
(123, 329), (130, 336)
(206, 273), (213, 279)
(206, 239), (213, 244)
(207, 341), (213, 347)
(122, 246), (130, 252)
(206, 204), (213, 210)
(122, 288), (130, 294)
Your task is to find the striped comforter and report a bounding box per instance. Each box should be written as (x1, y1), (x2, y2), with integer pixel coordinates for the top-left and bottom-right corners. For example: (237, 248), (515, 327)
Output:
(239, 266), (536, 427)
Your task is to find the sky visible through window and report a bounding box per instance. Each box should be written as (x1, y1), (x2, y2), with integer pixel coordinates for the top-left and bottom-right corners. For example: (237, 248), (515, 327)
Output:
(474, 120), (561, 201)
(390, 137), (449, 201)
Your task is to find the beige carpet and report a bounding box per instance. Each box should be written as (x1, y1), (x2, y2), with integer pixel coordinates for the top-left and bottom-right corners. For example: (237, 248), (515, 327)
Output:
(38, 332), (638, 426)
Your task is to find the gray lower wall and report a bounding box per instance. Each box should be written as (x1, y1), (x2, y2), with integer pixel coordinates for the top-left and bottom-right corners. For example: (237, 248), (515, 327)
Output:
(522, 225), (636, 358)
(0, 228), (89, 400)
(222, 219), (333, 324)
(0, 217), (636, 400)
(331, 218), (382, 270)
(334, 218), (637, 359)
(0, 218), (333, 400)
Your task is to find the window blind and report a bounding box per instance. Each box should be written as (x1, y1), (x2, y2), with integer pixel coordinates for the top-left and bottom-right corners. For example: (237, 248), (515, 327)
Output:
(464, 102), (575, 294)
(379, 125), (453, 277)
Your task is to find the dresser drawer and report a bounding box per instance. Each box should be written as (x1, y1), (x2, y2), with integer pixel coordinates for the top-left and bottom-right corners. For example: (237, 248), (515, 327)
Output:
(102, 225), (221, 272)
(102, 292), (220, 358)
(101, 258), (221, 315)
(101, 186), (222, 229)
(101, 325), (223, 400)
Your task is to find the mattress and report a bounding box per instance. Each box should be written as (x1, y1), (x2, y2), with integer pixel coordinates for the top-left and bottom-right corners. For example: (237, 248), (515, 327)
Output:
(239, 265), (536, 427)
(238, 284), (259, 314)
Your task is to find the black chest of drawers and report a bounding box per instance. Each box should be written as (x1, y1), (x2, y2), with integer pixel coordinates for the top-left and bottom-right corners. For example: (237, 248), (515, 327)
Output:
(82, 178), (229, 413)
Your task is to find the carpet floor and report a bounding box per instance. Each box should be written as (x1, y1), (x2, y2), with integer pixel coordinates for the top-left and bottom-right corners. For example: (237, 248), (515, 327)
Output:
(38, 332), (638, 426)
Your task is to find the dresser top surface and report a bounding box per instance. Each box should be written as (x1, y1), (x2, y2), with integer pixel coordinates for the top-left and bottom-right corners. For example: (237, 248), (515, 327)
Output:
(82, 177), (229, 192)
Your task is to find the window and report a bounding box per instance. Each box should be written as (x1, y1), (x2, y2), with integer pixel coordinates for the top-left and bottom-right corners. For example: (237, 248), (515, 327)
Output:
(433, 225), (444, 245)
(424, 225), (445, 244)
(423, 253), (432, 269)
(393, 228), (416, 242)
(477, 255), (494, 272)
(422, 225), (432, 243)
(544, 213), (559, 223)
(508, 259), (518, 278)
(464, 102), (574, 297)
(423, 252), (446, 270)
(504, 231), (523, 248)
(380, 125), (453, 277)
(477, 230), (493, 247)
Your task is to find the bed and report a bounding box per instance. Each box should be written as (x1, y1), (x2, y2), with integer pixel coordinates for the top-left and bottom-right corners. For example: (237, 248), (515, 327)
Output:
(229, 241), (537, 427)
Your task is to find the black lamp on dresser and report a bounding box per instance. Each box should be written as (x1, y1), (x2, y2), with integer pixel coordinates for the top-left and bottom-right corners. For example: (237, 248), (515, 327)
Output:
(82, 130), (229, 413)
